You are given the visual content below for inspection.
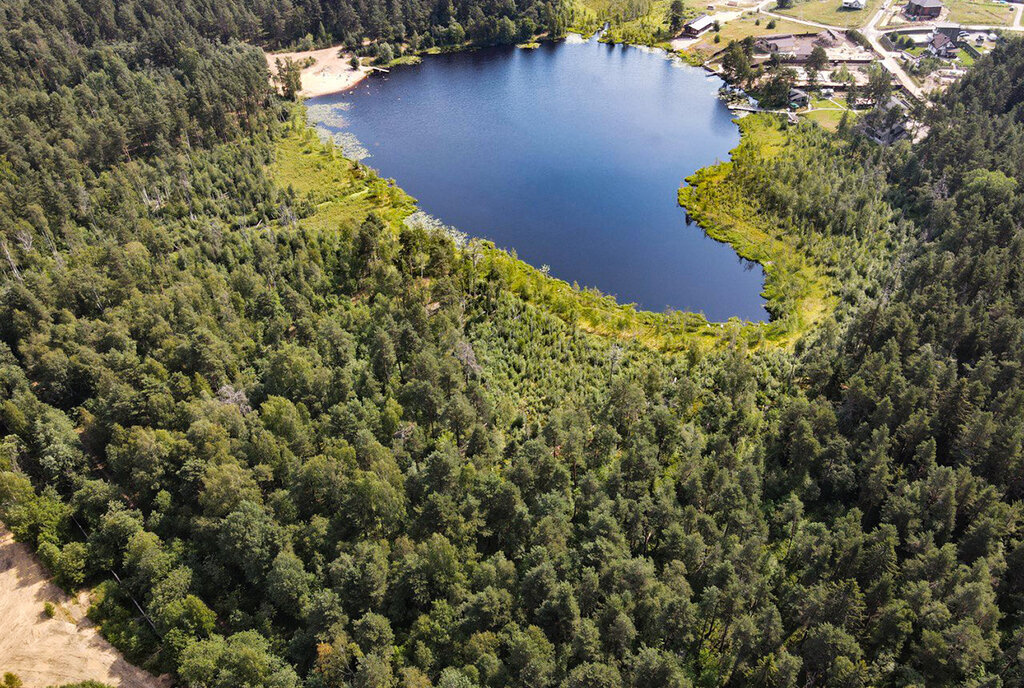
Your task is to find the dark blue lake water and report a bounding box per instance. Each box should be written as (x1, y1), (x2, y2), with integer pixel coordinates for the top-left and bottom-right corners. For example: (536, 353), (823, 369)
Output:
(308, 36), (766, 321)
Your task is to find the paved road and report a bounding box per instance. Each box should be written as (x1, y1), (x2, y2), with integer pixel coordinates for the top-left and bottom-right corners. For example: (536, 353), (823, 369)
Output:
(728, 0), (1023, 100)
(861, 2), (924, 97)
(753, 0), (924, 97)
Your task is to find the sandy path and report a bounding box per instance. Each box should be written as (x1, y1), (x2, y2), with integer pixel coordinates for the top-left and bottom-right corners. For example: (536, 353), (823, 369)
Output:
(0, 527), (167, 688)
(266, 45), (371, 97)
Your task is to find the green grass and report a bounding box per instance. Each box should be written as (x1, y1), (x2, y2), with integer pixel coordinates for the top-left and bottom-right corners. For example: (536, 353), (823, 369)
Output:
(773, 0), (881, 27)
(274, 109), (836, 352)
(565, 0), (605, 36)
(573, 0), (728, 46)
(388, 55), (423, 66)
(566, 0), (674, 42)
(271, 120), (417, 233)
(802, 107), (852, 130)
(272, 116), (726, 351)
(945, 0), (1016, 24)
(686, 15), (815, 58)
(805, 96), (853, 131)
(600, 0), (676, 46)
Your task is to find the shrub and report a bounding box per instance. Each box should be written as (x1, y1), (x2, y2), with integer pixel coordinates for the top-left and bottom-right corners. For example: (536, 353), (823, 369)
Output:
(375, 43), (395, 65)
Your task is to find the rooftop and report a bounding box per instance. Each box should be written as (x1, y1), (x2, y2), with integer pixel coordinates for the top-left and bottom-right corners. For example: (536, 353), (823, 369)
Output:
(686, 14), (716, 30)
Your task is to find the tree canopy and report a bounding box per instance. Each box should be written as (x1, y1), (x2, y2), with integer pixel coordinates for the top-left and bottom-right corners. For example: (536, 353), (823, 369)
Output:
(2, 2), (1024, 687)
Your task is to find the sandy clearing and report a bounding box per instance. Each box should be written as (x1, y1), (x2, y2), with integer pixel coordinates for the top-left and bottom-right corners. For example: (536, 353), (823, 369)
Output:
(266, 45), (371, 98)
(0, 527), (168, 688)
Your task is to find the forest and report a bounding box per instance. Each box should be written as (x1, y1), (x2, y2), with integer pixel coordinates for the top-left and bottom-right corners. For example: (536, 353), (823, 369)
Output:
(1, 0), (1024, 686)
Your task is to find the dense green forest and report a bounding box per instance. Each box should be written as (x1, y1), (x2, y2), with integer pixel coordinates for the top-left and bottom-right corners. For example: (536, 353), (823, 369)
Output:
(2, 1), (1024, 687)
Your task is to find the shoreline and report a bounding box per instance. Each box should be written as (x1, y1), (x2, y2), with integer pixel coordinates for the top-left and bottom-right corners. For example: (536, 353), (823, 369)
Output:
(264, 30), (658, 99)
(286, 35), (821, 346)
(265, 45), (371, 98)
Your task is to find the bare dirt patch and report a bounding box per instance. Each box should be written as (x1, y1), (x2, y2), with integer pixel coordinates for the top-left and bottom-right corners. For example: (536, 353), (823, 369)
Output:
(265, 45), (370, 97)
(0, 527), (167, 688)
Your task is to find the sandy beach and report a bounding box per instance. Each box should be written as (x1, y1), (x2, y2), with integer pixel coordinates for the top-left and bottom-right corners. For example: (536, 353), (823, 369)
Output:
(265, 45), (370, 98)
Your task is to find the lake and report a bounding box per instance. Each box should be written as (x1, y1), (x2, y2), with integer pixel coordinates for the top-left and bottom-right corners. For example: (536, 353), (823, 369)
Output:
(308, 36), (767, 321)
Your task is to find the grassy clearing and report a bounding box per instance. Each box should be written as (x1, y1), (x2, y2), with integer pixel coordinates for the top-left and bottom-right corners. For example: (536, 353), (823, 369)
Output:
(271, 123), (416, 233)
(388, 54), (423, 66)
(801, 106), (851, 130)
(574, 0), (727, 46)
(566, 0), (605, 36)
(957, 50), (977, 67)
(273, 110), (834, 352)
(686, 15), (814, 57)
(774, 0), (881, 27)
(599, 0), (676, 45)
(944, 0), (1016, 24)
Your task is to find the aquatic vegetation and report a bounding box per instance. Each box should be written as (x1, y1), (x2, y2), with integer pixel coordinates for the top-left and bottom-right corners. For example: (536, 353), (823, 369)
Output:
(306, 102), (371, 160)
(306, 101), (352, 129)
(404, 210), (469, 248)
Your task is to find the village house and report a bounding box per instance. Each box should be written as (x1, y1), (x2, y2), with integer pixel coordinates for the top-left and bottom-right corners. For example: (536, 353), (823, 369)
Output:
(906, 0), (943, 19)
(928, 31), (959, 57)
(788, 88), (810, 108)
(683, 14), (716, 37)
(861, 97), (911, 145)
(755, 31), (846, 61)
(842, 0), (867, 10)
(755, 34), (812, 60)
(922, 25), (966, 57)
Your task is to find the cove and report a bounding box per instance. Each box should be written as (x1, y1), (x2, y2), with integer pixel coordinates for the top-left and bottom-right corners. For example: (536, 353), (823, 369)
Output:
(308, 36), (767, 322)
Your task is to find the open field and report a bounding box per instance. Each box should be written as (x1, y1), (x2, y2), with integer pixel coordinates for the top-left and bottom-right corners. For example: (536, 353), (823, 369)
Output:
(774, 0), (882, 26)
(0, 528), (166, 688)
(802, 105), (854, 130)
(944, 0), (1017, 24)
(576, 0), (763, 45)
(685, 14), (814, 54)
(600, 0), (676, 44)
